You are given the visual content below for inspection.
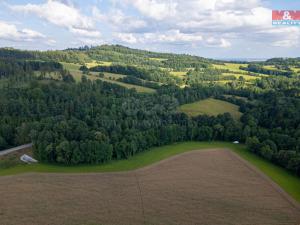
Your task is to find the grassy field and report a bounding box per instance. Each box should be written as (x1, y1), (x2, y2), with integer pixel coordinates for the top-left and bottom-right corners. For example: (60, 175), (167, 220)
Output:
(90, 71), (126, 79)
(85, 60), (112, 68)
(178, 98), (243, 120)
(170, 71), (187, 77)
(149, 57), (167, 61)
(263, 65), (290, 73)
(213, 63), (248, 73)
(291, 67), (300, 73)
(221, 72), (260, 81)
(213, 63), (268, 82)
(263, 65), (278, 70)
(1, 141), (300, 203)
(61, 62), (81, 71)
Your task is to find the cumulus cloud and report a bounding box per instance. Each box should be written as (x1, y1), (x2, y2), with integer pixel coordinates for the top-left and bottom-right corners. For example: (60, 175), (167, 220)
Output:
(0, 21), (46, 42)
(114, 30), (232, 49)
(77, 38), (105, 46)
(9, 0), (101, 38)
(92, 7), (146, 32)
(112, 0), (300, 48)
(69, 28), (101, 39)
(205, 37), (231, 48)
(143, 30), (203, 43)
(124, 0), (177, 20)
(4, 0), (299, 51)
(114, 33), (138, 44)
(259, 27), (300, 48)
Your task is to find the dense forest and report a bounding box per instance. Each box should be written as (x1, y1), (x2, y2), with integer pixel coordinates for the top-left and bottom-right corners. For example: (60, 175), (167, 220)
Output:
(0, 45), (299, 176)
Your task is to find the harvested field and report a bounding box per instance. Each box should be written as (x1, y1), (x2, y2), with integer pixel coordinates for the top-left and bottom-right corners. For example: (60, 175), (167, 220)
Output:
(0, 149), (299, 225)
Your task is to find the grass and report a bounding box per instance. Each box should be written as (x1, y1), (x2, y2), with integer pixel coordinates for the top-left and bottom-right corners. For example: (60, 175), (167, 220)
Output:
(263, 65), (278, 71)
(178, 98), (243, 120)
(86, 60), (112, 68)
(170, 71), (187, 77)
(213, 63), (249, 73)
(90, 71), (126, 79)
(291, 67), (300, 73)
(263, 65), (290, 73)
(61, 62), (81, 71)
(1, 141), (300, 202)
(221, 73), (260, 81)
(212, 63), (268, 84)
(149, 57), (167, 61)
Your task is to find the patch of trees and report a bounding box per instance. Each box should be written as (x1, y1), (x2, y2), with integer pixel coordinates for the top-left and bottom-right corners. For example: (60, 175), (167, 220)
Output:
(0, 78), (243, 165)
(86, 64), (180, 84)
(240, 64), (293, 77)
(161, 58), (210, 71)
(157, 84), (225, 105)
(0, 48), (91, 64)
(239, 91), (300, 175)
(186, 68), (222, 84)
(0, 48), (35, 60)
(0, 60), (63, 78)
(265, 57), (300, 67)
(255, 76), (300, 92)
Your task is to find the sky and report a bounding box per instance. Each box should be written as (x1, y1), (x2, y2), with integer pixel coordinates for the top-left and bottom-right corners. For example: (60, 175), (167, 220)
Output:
(0, 0), (299, 59)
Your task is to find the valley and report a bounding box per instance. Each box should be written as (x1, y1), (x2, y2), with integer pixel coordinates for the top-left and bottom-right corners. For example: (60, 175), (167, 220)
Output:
(0, 45), (299, 225)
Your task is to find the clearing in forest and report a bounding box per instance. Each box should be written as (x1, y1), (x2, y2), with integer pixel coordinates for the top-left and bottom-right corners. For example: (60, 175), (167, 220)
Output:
(179, 98), (243, 120)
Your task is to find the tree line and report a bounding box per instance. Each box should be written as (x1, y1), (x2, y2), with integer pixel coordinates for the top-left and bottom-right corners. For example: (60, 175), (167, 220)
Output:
(240, 64), (294, 77)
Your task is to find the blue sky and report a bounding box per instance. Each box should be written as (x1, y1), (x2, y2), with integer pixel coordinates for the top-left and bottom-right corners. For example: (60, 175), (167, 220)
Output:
(0, 0), (299, 58)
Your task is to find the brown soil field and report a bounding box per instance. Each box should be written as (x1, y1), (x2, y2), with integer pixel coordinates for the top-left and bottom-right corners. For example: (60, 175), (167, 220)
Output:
(0, 149), (299, 225)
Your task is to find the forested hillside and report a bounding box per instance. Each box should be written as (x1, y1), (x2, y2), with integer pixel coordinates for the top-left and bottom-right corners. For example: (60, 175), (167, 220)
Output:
(0, 45), (299, 176)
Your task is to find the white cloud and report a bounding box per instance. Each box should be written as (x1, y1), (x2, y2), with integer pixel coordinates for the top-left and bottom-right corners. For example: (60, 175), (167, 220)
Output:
(77, 38), (105, 46)
(124, 0), (177, 20)
(143, 30), (203, 43)
(46, 39), (57, 45)
(69, 28), (101, 38)
(92, 7), (146, 32)
(4, 0), (300, 51)
(114, 30), (231, 48)
(272, 40), (298, 48)
(0, 21), (46, 42)
(262, 27), (300, 48)
(10, 0), (101, 38)
(115, 0), (300, 48)
(114, 33), (138, 44)
(205, 37), (231, 48)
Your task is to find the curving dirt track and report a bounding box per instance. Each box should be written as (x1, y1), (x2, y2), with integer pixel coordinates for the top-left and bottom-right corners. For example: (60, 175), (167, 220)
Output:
(0, 149), (299, 225)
